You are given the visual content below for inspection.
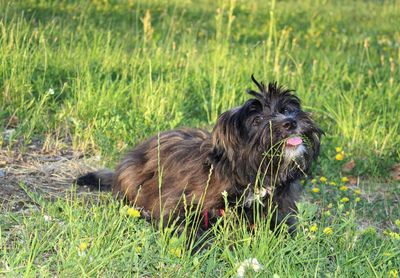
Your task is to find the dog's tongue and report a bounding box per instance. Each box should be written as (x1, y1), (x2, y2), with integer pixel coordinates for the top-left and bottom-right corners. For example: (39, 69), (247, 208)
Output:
(287, 136), (302, 147)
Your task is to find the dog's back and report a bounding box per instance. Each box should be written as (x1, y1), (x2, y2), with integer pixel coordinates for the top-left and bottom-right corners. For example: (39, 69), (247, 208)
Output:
(77, 128), (229, 221)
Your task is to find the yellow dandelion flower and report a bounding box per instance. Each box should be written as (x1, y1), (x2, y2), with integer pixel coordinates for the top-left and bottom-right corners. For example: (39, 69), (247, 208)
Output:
(170, 247), (183, 258)
(340, 197), (350, 203)
(311, 187), (320, 193)
(323, 227), (333, 235)
(390, 232), (400, 240)
(335, 147), (342, 153)
(127, 208), (141, 218)
(355, 197), (361, 202)
(389, 269), (398, 278)
(310, 224), (318, 232)
(311, 178), (317, 184)
(384, 230), (400, 239)
(329, 181), (337, 186)
(79, 242), (88, 252)
(339, 185), (348, 191)
(320, 176), (327, 183)
(335, 153), (344, 161)
(341, 177), (349, 183)
(354, 188), (361, 195)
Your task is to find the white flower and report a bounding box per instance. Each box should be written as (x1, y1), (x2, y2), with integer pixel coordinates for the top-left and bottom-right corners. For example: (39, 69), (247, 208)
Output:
(237, 264), (246, 277)
(43, 215), (52, 222)
(249, 258), (262, 272)
(48, 88), (55, 95)
(237, 258), (263, 277)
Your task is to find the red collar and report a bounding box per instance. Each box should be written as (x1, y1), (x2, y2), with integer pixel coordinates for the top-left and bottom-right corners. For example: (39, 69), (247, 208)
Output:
(202, 209), (225, 229)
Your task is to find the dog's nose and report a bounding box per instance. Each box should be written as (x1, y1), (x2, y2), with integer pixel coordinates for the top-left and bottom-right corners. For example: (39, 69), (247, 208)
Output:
(282, 118), (297, 131)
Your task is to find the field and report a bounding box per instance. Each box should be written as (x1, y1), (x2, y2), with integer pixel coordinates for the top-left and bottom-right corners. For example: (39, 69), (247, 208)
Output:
(0, 0), (399, 276)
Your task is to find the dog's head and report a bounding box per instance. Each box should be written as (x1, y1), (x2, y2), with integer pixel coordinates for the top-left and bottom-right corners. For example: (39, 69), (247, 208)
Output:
(210, 75), (323, 185)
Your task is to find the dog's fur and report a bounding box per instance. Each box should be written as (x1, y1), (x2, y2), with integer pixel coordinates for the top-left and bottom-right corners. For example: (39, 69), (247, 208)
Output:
(77, 76), (322, 231)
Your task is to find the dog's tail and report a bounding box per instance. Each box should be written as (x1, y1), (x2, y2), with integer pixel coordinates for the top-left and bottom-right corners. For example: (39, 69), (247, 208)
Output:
(75, 169), (114, 191)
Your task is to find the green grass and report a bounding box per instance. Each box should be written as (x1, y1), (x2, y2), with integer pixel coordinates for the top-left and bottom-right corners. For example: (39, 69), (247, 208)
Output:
(1, 0), (399, 276)
(1, 184), (399, 276)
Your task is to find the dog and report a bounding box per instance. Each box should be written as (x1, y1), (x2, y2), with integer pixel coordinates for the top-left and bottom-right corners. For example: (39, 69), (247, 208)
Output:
(76, 76), (322, 233)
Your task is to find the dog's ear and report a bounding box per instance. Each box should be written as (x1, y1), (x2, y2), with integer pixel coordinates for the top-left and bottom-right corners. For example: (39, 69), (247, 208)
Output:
(209, 111), (241, 163)
(246, 75), (265, 99)
(247, 75), (295, 106)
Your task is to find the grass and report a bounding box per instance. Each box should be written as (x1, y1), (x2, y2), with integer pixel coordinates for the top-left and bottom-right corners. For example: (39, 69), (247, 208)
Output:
(1, 183), (399, 276)
(0, 0), (399, 276)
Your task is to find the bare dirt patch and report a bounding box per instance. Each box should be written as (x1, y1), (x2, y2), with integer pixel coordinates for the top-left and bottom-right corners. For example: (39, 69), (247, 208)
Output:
(0, 144), (102, 212)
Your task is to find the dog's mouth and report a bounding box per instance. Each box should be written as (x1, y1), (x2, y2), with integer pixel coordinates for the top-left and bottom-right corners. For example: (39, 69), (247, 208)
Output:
(285, 136), (303, 148)
(283, 135), (306, 162)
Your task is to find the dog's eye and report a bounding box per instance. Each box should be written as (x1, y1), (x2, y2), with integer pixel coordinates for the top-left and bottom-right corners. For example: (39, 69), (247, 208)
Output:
(280, 108), (291, 115)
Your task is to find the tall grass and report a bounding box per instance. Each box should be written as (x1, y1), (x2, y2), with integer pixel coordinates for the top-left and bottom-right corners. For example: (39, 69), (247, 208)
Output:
(1, 1), (400, 276)
(1, 185), (399, 276)
(0, 0), (399, 174)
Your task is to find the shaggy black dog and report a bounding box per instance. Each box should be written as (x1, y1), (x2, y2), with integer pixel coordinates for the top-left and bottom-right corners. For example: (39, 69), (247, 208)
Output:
(77, 76), (323, 233)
